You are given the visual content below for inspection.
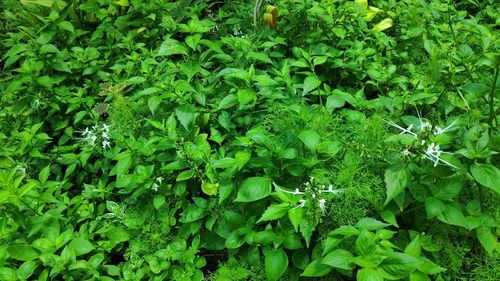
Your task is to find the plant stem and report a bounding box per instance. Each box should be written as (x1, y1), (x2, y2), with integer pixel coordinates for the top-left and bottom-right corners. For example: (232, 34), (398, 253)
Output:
(488, 68), (498, 135)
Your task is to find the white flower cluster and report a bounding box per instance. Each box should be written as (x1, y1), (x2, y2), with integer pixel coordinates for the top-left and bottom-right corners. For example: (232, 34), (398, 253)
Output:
(151, 177), (164, 192)
(274, 177), (344, 213)
(79, 123), (112, 150)
(385, 110), (457, 168)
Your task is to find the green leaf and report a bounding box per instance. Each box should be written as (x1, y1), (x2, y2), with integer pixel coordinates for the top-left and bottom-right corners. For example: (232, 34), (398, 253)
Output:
(176, 170), (195, 181)
(175, 104), (197, 130)
(264, 248), (288, 281)
(404, 235), (422, 257)
(431, 178), (463, 200)
(471, 163), (500, 194)
(301, 259), (332, 277)
(417, 257), (446, 275)
(299, 130), (320, 151)
(180, 205), (206, 223)
(476, 226), (497, 255)
(234, 177), (272, 202)
(68, 238), (94, 256)
(153, 195), (165, 210)
(17, 261), (37, 279)
(438, 205), (467, 228)
(225, 232), (245, 249)
(217, 94), (239, 110)
(425, 197), (445, 219)
(378, 252), (421, 280)
(321, 249), (354, 270)
(148, 96), (162, 115)
(326, 95), (345, 112)
(38, 165), (50, 184)
(157, 38), (188, 57)
(355, 229), (376, 256)
(300, 219), (316, 248)
(0, 267), (16, 281)
(356, 217), (389, 231)
(7, 244), (39, 261)
(257, 203), (290, 223)
(303, 76), (322, 95)
(288, 207), (304, 232)
(384, 164), (408, 205)
(357, 268), (383, 281)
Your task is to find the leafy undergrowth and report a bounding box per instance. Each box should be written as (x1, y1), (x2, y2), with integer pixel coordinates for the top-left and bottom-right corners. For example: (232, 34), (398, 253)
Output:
(0, 0), (499, 280)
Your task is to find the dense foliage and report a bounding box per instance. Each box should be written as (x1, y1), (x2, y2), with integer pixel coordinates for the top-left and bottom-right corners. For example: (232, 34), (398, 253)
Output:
(0, 0), (499, 280)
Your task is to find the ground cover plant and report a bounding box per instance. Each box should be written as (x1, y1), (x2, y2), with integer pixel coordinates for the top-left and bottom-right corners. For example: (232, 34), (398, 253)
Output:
(0, 0), (499, 280)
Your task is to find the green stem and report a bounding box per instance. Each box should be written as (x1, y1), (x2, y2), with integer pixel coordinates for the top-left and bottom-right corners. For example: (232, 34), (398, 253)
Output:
(488, 68), (499, 135)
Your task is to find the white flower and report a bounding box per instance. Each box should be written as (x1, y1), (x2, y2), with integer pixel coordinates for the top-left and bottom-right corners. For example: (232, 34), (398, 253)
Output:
(34, 99), (41, 109)
(402, 148), (411, 156)
(318, 199), (326, 212)
(151, 183), (159, 192)
(88, 135), (97, 146)
(156, 177), (164, 185)
(293, 188), (304, 195)
(422, 142), (456, 168)
(102, 123), (110, 132)
(81, 127), (92, 137)
(102, 140), (111, 150)
(434, 120), (457, 135)
(298, 199), (307, 208)
(384, 120), (418, 137)
(323, 185), (343, 195)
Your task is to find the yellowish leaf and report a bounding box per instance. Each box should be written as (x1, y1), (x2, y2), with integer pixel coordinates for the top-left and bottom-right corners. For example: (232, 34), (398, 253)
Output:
(372, 18), (393, 32)
(354, 0), (369, 9)
(202, 181), (219, 196)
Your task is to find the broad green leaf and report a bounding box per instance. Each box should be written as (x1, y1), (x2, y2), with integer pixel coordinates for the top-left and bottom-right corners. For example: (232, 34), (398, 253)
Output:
(175, 104), (197, 130)
(153, 195), (165, 209)
(301, 259), (332, 277)
(355, 229), (376, 256)
(326, 94), (345, 112)
(384, 164), (408, 205)
(257, 203), (290, 223)
(356, 217), (389, 231)
(39, 165), (50, 184)
(404, 235), (421, 257)
(7, 244), (39, 261)
(264, 248), (288, 281)
(68, 238), (94, 256)
(0, 267), (16, 281)
(417, 257), (446, 275)
(157, 39), (188, 57)
(470, 164), (500, 194)
(176, 170), (195, 181)
(217, 94), (239, 110)
(300, 219), (316, 248)
(179, 205), (206, 223)
(425, 197), (445, 219)
(431, 178), (463, 200)
(148, 96), (162, 115)
(288, 207), (304, 232)
(378, 252), (421, 280)
(321, 249), (354, 270)
(17, 261), (37, 279)
(299, 130), (320, 151)
(303, 76), (322, 95)
(476, 226), (497, 255)
(438, 205), (467, 228)
(234, 177), (272, 202)
(358, 268), (383, 281)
